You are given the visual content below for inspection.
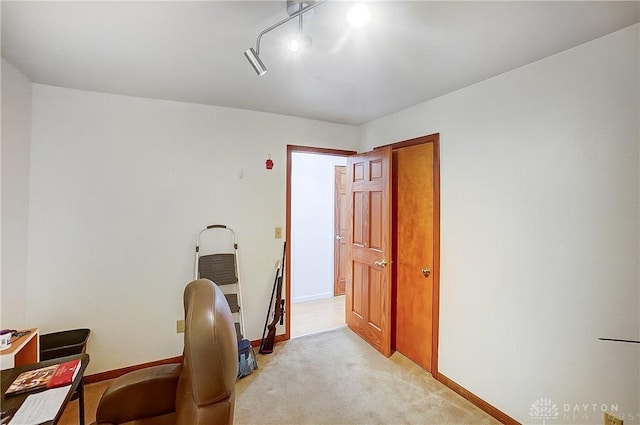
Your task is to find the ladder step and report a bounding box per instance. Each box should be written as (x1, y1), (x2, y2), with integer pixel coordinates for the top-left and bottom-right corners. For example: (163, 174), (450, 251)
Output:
(225, 294), (240, 313)
(234, 322), (242, 341)
(198, 254), (238, 285)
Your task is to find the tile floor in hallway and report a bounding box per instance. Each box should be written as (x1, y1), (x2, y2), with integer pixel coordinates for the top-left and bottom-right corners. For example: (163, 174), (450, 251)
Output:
(290, 295), (346, 338)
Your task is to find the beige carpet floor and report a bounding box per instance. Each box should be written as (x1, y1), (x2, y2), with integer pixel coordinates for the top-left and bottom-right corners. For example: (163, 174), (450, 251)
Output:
(60, 327), (500, 425)
(235, 327), (500, 425)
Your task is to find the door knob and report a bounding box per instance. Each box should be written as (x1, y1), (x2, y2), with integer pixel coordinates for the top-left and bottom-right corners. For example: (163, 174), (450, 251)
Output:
(422, 267), (431, 278)
(336, 235), (344, 241)
(374, 259), (388, 268)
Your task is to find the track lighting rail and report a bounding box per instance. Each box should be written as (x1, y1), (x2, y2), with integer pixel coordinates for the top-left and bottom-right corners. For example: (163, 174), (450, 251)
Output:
(244, 0), (326, 76)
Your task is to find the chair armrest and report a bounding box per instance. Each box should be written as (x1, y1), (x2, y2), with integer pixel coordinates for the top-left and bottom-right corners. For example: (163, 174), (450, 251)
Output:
(95, 363), (182, 424)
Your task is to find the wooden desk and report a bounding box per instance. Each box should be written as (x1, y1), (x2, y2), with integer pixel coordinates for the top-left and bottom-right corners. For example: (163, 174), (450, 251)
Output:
(1, 353), (89, 425)
(0, 328), (39, 370)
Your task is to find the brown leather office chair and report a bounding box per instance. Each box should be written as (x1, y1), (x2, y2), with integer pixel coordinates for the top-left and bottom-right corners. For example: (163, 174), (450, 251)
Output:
(94, 279), (238, 425)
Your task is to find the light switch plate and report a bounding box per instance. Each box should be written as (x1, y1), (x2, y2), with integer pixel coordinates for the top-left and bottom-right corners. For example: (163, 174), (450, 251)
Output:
(275, 227), (282, 239)
(176, 319), (185, 333)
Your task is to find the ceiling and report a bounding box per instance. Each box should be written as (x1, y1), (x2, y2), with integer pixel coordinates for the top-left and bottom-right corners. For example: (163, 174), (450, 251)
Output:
(2, 1), (638, 126)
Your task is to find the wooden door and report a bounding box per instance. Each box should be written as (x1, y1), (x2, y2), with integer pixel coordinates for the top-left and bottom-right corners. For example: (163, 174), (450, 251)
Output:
(334, 166), (347, 296)
(346, 147), (393, 357)
(394, 143), (434, 371)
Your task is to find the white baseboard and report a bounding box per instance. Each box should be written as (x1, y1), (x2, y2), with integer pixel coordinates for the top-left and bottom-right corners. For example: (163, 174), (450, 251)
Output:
(292, 292), (333, 304)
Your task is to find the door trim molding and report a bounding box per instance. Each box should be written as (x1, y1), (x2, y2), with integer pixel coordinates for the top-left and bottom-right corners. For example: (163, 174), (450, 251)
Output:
(375, 133), (440, 376)
(285, 145), (358, 341)
(333, 165), (347, 297)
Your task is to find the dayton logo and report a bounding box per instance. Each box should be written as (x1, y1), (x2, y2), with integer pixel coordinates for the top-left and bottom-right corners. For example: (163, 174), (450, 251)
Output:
(530, 398), (560, 424)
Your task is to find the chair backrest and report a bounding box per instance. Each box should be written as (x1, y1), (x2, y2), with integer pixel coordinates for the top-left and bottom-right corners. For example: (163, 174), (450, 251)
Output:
(175, 279), (238, 425)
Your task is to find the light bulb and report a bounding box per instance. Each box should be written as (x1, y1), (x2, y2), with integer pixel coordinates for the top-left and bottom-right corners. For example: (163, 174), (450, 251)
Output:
(347, 3), (370, 28)
(288, 38), (300, 52)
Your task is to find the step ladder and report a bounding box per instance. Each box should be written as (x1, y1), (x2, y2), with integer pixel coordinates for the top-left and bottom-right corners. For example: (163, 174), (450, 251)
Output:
(194, 225), (245, 341)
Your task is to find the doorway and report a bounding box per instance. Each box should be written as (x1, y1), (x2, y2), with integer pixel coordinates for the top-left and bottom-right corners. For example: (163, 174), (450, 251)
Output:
(284, 137), (440, 376)
(385, 134), (440, 374)
(342, 134), (440, 373)
(286, 146), (356, 339)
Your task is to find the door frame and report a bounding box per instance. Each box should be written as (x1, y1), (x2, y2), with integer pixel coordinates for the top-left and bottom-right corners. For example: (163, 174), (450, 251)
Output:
(375, 133), (440, 376)
(333, 165), (347, 296)
(283, 137), (440, 376)
(285, 145), (358, 341)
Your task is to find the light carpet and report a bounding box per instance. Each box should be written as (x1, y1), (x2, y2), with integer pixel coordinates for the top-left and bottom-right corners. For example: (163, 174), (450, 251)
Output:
(235, 326), (500, 425)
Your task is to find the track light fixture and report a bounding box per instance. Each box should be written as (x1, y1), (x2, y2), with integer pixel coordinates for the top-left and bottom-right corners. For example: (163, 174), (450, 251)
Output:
(244, 47), (268, 76)
(244, 0), (326, 76)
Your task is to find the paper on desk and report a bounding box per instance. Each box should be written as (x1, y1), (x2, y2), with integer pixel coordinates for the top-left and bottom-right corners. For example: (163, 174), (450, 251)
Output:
(8, 385), (70, 425)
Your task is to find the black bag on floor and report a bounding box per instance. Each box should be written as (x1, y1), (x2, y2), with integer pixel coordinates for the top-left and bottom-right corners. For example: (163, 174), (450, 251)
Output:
(237, 338), (257, 379)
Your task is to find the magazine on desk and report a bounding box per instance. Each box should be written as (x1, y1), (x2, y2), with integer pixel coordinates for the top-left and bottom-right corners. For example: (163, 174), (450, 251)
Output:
(5, 359), (81, 396)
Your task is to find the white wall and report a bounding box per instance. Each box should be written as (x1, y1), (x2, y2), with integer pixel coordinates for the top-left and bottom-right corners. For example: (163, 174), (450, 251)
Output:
(27, 85), (359, 373)
(361, 24), (640, 424)
(1, 59), (32, 329)
(291, 152), (346, 303)
(6, 20), (638, 423)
